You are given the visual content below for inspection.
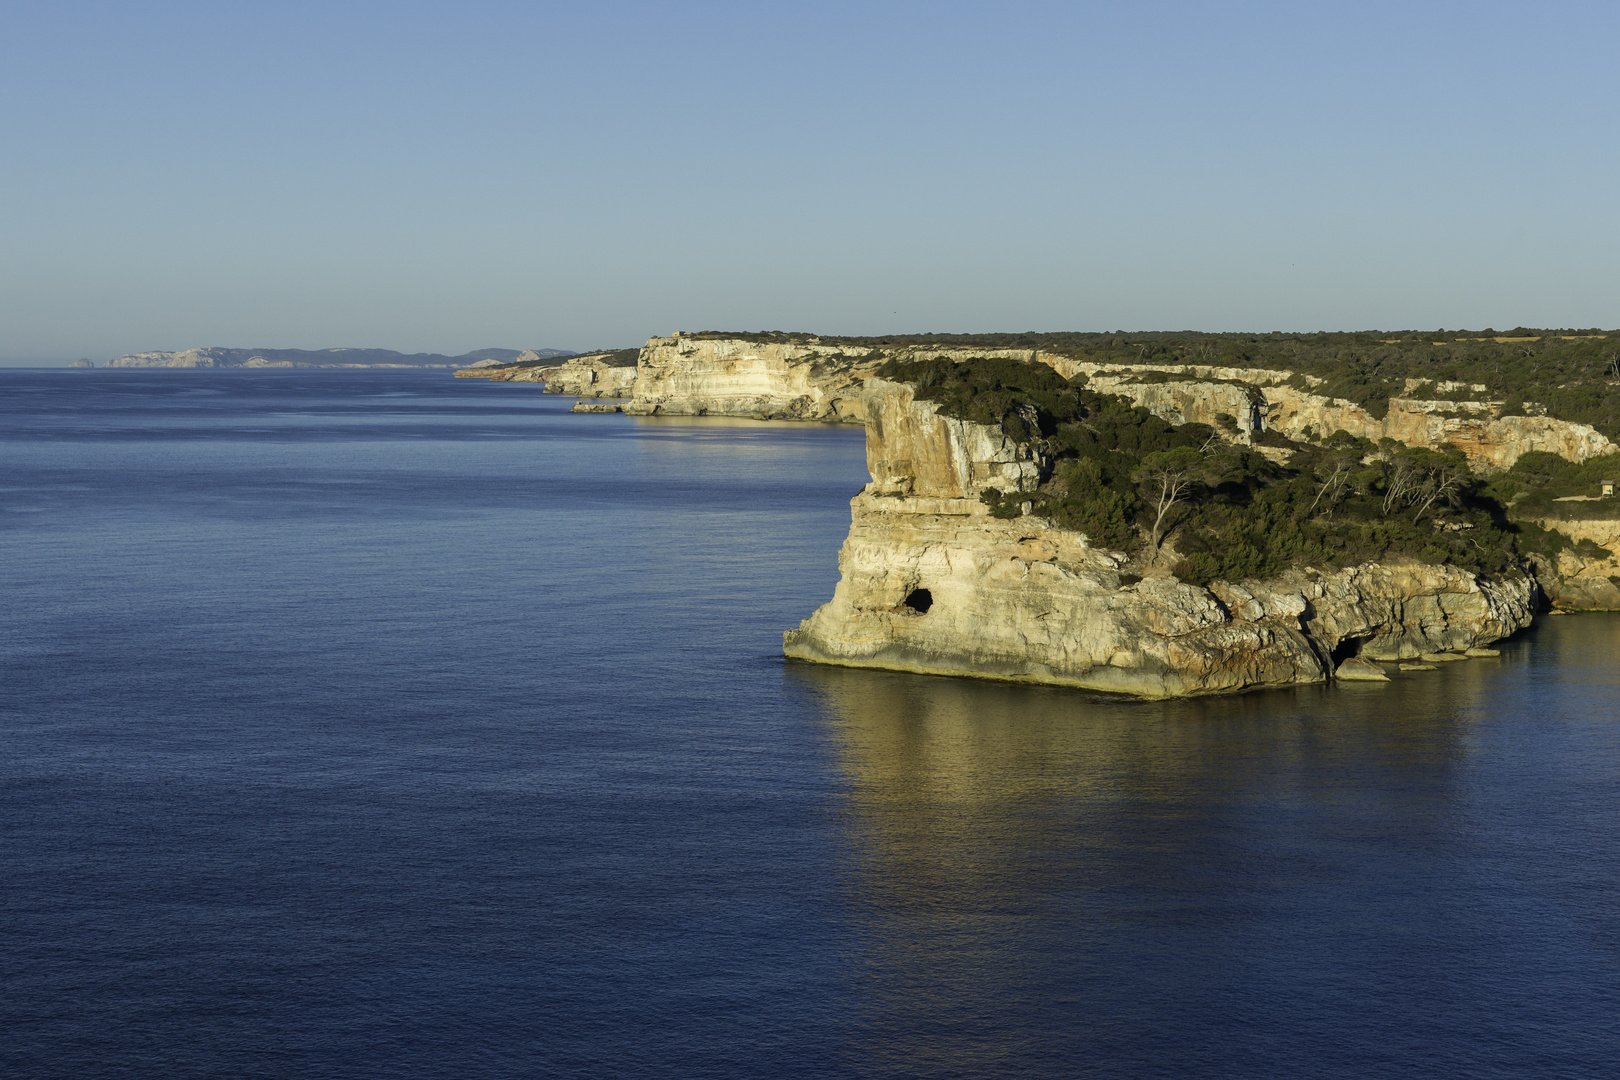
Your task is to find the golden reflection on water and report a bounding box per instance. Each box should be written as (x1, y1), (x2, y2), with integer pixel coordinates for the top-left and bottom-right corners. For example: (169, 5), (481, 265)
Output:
(783, 626), (1586, 1077)
(800, 664), (1485, 880)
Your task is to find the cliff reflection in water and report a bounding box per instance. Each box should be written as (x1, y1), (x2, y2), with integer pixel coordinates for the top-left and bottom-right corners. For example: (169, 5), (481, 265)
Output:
(787, 620), (1619, 1078)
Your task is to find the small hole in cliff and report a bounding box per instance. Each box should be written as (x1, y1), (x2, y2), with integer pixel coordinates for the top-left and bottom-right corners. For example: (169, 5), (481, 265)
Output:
(903, 588), (933, 614)
(1331, 637), (1365, 665)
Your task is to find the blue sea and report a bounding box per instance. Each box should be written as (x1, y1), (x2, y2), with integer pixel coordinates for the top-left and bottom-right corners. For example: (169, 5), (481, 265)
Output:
(2, 369), (1617, 1079)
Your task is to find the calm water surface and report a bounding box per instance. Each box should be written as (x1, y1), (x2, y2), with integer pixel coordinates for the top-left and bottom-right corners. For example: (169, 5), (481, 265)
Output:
(2, 370), (1617, 1078)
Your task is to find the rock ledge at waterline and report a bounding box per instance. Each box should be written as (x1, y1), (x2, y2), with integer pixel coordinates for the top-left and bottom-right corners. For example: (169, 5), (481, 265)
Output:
(783, 379), (1536, 699)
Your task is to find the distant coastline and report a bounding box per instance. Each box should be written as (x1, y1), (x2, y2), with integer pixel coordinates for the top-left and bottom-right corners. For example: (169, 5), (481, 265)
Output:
(52, 346), (575, 370)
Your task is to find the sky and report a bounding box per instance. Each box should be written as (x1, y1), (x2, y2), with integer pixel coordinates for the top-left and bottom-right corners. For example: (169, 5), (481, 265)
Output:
(2, 0), (1617, 363)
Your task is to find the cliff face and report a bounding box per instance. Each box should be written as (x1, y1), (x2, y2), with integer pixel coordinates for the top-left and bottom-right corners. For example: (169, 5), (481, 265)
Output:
(783, 380), (1537, 699)
(454, 351), (637, 396)
(1063, 362), (1614, 469)
(622, 336), (1044, 423)
(618, 337), (1614, 466)
(534, 355), (637, 397)
(1528, 516), (1620, 610)
(1268, 387), (1613, 468)
(622, 336), (881, 422)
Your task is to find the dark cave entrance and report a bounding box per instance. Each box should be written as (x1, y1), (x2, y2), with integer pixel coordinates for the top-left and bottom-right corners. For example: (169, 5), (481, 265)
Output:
(1330, 636), (1365, 665)
(903, 588), (933, 614)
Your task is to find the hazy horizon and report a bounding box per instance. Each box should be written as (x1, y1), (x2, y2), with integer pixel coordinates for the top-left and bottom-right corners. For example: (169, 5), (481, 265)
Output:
(5, 1), (1618, 364)
(14, 323), (1620, 370)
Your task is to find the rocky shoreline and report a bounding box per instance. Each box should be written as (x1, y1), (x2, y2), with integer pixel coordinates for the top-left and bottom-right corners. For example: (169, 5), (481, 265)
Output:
(782, 379), (1537, 698)
(457, 331), (1618, 646)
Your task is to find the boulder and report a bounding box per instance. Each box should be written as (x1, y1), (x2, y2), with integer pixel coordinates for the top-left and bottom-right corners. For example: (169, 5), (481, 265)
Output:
(1335, 657), (1389, 681)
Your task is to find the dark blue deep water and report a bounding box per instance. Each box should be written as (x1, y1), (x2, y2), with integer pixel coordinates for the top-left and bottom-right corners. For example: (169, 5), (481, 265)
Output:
(2, 369), (1617, 1079)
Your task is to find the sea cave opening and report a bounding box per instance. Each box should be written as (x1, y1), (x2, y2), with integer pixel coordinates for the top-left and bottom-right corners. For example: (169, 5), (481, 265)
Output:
(1330, 636), (1365, 666)
(903, 588), (933, 614)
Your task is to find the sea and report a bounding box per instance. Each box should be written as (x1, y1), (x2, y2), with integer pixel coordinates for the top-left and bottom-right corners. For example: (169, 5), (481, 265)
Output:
(2, 368), (1616, 1079)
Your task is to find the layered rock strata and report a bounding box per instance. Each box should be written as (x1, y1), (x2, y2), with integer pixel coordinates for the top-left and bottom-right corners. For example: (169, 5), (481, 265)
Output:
(622, 335), (883, 422)
(619, 336), (1614, 465)
(1528, 516), (1620, 610)
(622, 335), (1044, 423)
(783, 380), (1537, 699)
(535, 355), (639, 398)
(1060, 363), (1614, 469)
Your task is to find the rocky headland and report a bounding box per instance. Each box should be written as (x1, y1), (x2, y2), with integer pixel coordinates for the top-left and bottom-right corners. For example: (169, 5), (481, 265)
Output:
(783, 377), (1537, 698)
(485, 333), (1615, 472)
(614, 334), (1061, 422)
(455, 350), (639, 401)
(620, 334), (877, 421)
(459, 328), (1617, 638)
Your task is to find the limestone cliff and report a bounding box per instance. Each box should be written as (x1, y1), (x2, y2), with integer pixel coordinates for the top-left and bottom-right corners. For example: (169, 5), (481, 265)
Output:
(622, 335), (1044, 423)
(622, 335), (882, 422)
(783, 379), (1536, 699)
(543, 357), (637, 398)
(455, 351), (639, 397)
(1058, 361), (1615, 469)
(1527, 516), (1620, 609)
(618, 335), (1614, 467)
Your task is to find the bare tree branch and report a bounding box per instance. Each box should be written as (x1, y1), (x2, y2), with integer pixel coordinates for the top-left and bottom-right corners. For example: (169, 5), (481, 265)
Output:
(1308, 458), (1353, 519)
(1413, 469), (1467, 524)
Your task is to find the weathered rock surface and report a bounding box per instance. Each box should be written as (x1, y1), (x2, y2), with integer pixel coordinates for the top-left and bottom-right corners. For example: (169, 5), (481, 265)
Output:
(454, 351), (637, 397)
(537, 355), (639, 398)
(1067, 365), (1615, 469)
(616, 336), (1615, 466)
(1335, 657), (1389, 681)
(622, 336), (1046, 423)
(783, 380), (1537, 699)
(1529, 517), (1620, 609)
(623, 335), (883, 422)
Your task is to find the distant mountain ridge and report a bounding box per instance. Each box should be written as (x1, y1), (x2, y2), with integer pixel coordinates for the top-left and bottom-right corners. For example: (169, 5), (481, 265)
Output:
(103, 347), (570, 369)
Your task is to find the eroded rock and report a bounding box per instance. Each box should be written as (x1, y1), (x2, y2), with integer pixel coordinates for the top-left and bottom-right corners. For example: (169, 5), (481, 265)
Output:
(783, 380), (1538, 699)
(1335, 657), (1390, 681)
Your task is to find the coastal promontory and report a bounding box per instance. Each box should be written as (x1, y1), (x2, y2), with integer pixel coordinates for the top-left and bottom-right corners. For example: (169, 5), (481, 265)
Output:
(784, 360), (1544, 697)
(460, 327), (1620, 634)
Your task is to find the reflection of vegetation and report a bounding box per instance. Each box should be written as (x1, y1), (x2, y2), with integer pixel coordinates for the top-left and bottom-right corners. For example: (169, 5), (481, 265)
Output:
(879, 357), (1535, 585)
(695, 327), (1620, 440)
(791, 657), (1493, 1075)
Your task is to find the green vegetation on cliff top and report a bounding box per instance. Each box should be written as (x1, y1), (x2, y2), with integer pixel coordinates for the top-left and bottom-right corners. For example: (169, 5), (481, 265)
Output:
(690, 328), (1620, 441)
(874, 356), (1614, 586)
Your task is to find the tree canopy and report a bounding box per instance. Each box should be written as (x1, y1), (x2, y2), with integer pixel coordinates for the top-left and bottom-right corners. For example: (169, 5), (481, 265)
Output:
(877, 356), (1614, 586)
(739, 326), (1620, 440)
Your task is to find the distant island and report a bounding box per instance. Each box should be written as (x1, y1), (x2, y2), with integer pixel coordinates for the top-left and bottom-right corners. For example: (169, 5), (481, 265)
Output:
(89, 346), (573, 369)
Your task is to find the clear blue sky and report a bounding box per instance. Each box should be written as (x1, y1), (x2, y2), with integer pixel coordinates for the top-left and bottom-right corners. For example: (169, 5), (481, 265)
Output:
(3, 0), (1616, 362)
